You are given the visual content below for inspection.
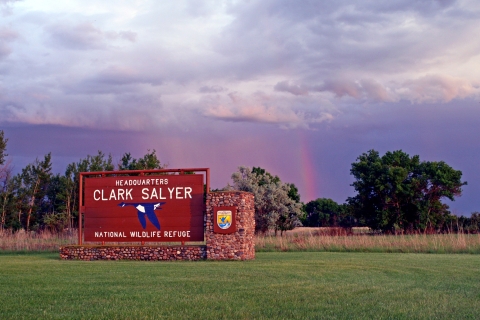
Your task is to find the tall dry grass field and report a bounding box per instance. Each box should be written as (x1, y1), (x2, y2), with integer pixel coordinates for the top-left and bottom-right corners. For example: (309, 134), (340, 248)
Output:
(0, 229), (77, 252)
(2, 227), (480, 254)
(0, 229), (202, 251)
(256, 228), (480, 254)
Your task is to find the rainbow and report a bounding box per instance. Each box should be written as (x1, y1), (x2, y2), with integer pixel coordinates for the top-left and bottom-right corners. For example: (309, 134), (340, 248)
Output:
(299, 131), (318, 202)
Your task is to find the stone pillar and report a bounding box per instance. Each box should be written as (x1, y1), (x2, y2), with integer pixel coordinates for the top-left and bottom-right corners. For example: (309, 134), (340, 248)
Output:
(205, 191), (255, 260)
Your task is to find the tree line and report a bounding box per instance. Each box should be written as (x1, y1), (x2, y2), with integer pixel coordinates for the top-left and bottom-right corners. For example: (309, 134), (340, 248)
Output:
(1, 129), (478, 234)
(301, 150), (477, 233)
(0, 130), (165, 231)
(227, 151), (476, 234)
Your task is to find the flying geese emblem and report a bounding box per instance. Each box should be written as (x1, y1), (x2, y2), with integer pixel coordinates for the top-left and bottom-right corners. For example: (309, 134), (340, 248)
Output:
(118, 202), (166, 230)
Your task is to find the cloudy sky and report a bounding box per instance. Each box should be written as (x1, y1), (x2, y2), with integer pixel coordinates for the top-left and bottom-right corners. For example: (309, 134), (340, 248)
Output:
(1, 0), (479, 215)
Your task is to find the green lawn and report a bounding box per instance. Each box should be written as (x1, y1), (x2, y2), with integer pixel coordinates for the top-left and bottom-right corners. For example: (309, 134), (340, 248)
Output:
(0, 252), (479, 319)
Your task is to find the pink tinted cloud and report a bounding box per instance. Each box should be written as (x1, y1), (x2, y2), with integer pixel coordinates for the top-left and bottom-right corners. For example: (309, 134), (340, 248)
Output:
(402, 74), (477, 103)
(199, 92), (333, 128)
(359, 79), (394, 102)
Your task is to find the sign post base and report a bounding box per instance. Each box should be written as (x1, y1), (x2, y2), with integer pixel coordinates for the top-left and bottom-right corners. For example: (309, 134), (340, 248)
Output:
(206, 191), (255, 260)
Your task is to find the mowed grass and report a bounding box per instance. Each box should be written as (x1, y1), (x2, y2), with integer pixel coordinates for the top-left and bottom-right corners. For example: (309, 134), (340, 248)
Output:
(0, 252), (479, 319)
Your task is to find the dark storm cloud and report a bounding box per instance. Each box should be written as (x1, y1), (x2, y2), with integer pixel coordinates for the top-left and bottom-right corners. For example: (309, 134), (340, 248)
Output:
(3, 0), (478, 129)
(215, 0), (479, 87)
(306, 98), (480, 214)
(1, 0), (480, 215)
(65, 66), (163, 95)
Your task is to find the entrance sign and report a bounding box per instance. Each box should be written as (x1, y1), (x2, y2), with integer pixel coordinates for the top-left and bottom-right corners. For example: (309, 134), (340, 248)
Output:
(79, 169), (209, 244)
(62, 190), (256, 261)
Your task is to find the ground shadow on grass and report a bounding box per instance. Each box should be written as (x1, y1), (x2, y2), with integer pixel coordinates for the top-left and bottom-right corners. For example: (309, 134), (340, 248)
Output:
(0, 251), (60, 259)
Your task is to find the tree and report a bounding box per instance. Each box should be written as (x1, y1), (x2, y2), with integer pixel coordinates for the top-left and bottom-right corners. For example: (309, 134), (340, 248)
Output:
(15, 153), (53, 231)
(0, 129), (11, 200)
(229, 166), (303, 234)
(453, 213), (480, 234)
(251, 167), (301, 203)
(43, 211), (69, 232)
(0, 148), (170, 231)
(348, 150), (466, 233)
(467, 212), (480, 233)
(59, 151), (115, 229)
(0, 166), (14, 230)
(59, 165), (78, 230)
(0, 130), (7, 166)
(304, 198), (341, 227)
(303, 198), (356, 228)
(77, 151), (115, 173)
(0, 130), (11, 229)
(414, 161), (466, 230)
(118, 150), (165, 171)
(4, 174), (23, 230)
(42, 174), (71, 230)
(287, 183), (301, 202)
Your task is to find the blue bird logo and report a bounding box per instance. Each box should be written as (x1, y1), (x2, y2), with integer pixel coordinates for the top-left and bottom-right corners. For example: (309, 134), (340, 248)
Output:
(118, 202), (165, 230)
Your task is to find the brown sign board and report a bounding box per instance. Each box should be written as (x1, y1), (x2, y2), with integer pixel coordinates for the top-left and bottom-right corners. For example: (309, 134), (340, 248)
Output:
(83, 174), (205, 242)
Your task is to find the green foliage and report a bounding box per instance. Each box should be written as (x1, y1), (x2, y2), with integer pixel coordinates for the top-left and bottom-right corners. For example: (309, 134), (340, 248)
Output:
(0, 130), (7, 166)
(14, 154), (53, 231)
(0, 169), (16, 230)
(468, 212), (480, 233)
(59, 151), (115, 229)
(455, 212), (480, 233)
(252, 166), (280, 185)
(286, 183), (300, 202)
(42, 212), (69, 232)
(230, 166), (303, 234)
(0, 129), (476, 236)
(303, 198), (353, 227)
(348, 150), (467, 233)
(118, 149), (164, 170)
(0, 129), (12, 229)
(76, 150), (115, 172)
(0, 148), (166, 231)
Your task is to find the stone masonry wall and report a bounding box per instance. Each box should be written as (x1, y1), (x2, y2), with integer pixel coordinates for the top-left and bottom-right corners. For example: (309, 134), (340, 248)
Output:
(206, 191), (255, 260)
(60, 245), (206, 261)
